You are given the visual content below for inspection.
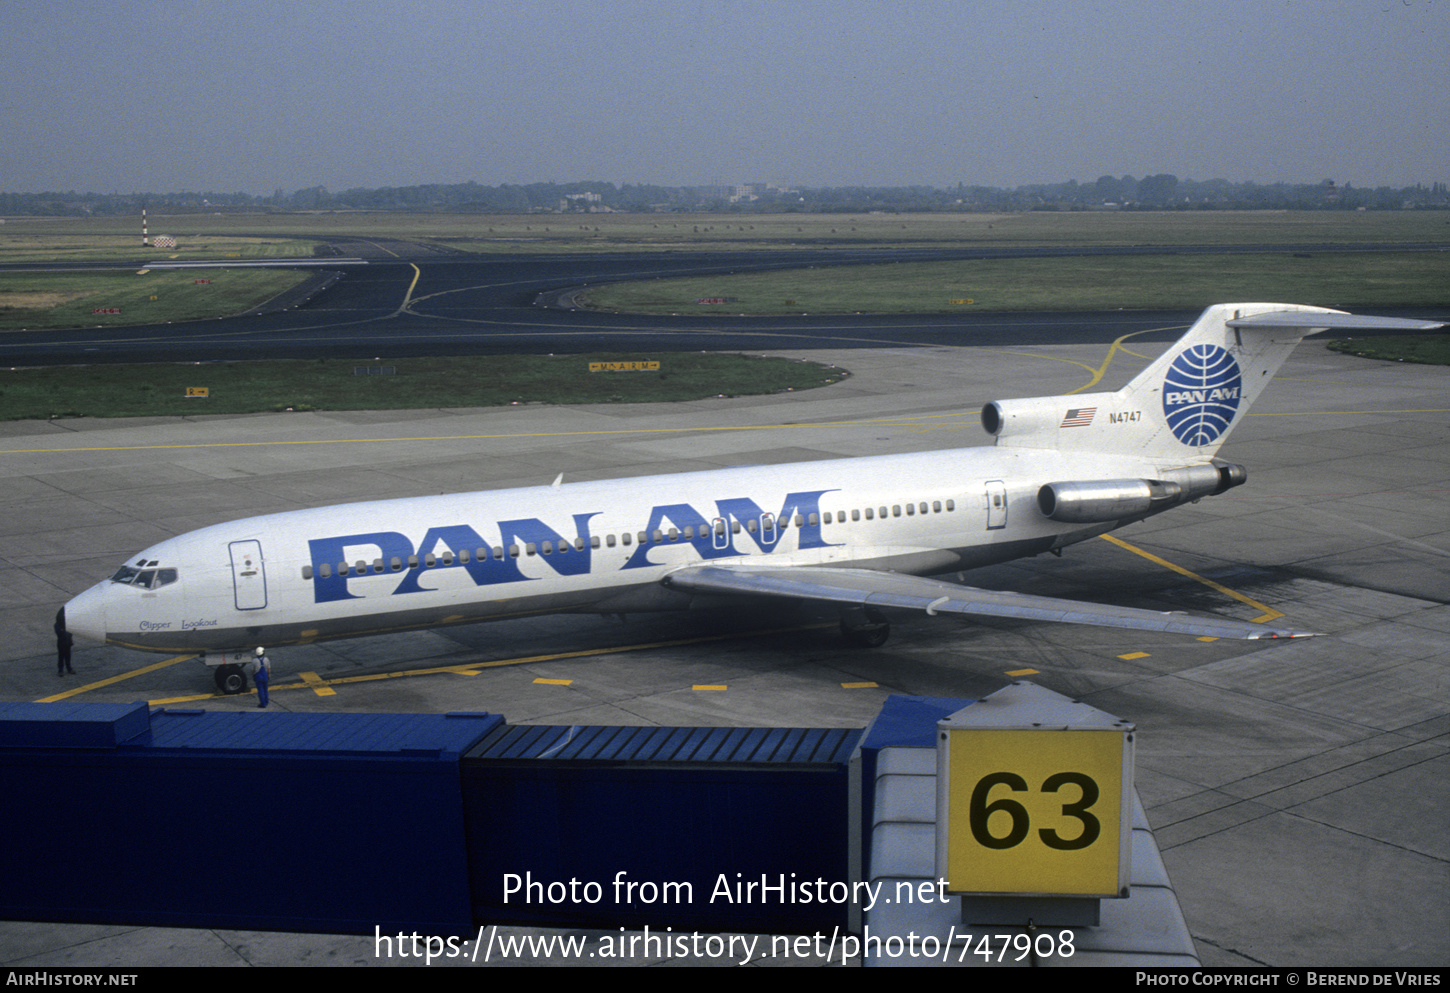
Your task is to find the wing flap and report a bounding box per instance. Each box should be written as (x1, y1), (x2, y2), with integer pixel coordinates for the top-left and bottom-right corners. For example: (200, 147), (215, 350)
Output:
(664, 564), (1318, 641)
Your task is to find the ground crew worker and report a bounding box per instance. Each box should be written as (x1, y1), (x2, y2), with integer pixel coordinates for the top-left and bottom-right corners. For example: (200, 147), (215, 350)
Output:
(55, 610), (74, 676)
(251, 647), (271, 708)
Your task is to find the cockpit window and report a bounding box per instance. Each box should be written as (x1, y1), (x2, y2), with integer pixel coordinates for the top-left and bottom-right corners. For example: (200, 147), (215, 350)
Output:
(110, 566), (178, 589)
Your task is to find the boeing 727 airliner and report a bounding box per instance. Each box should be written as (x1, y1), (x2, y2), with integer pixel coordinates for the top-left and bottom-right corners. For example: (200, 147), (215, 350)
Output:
(60, 303), (1442, 692)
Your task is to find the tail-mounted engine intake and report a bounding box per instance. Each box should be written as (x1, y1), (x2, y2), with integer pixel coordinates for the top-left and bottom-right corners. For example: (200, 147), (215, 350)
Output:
(1037, 463), (1247, 523)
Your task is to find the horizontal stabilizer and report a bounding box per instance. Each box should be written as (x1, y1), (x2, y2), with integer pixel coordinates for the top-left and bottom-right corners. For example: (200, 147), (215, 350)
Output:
(1226, 312), (1443, 333)
(665, 564), (1319, 641)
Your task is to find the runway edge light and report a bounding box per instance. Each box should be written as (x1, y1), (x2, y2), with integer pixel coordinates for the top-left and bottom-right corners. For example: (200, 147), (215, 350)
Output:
(935, 681), (1134, 927)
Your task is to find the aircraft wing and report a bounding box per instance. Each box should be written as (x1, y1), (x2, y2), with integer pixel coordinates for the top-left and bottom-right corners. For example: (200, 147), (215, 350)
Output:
(662, 564), (1319, 640)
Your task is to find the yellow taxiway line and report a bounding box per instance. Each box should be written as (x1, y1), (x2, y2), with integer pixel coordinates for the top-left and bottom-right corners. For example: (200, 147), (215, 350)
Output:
(1099, 533), (1285, 625)
(35, 654), (195, 704)
(140, 623), (836, 707)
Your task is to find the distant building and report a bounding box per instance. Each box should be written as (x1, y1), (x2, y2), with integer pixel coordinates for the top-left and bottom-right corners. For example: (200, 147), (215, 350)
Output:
(729, 181), (798, 203)
(559, 192), (611, 213)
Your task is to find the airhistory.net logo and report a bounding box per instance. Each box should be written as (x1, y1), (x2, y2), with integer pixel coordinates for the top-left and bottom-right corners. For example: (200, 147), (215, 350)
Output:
(1162, 345), (1243, 446)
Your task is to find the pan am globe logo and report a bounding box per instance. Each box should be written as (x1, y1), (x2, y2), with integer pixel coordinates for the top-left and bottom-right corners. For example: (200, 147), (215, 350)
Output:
(1162, 345), (1243, 446)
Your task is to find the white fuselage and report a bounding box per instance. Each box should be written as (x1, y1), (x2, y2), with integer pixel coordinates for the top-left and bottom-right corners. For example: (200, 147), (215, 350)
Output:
(62, 445), (1169, 654)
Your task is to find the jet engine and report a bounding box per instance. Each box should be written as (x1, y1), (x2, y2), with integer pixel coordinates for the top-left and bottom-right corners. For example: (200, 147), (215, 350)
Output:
(1037, 463), (1247, 524)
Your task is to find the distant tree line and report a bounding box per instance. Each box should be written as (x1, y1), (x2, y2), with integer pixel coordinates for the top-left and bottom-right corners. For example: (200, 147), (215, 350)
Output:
(3, 176), (1447, 217)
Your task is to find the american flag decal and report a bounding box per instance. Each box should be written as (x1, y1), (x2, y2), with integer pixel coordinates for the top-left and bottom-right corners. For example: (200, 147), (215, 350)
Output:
(1060, 407), (1096, 428)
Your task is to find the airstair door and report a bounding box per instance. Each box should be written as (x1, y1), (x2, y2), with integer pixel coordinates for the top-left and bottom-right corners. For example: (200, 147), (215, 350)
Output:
(229, 540), (268, 610)
(986, 481), (1008, 530)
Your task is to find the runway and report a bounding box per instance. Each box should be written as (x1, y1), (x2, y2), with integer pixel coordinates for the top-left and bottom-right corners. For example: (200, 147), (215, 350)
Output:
(4, 246), (1444, 365)
(1, 332), (1445, 966)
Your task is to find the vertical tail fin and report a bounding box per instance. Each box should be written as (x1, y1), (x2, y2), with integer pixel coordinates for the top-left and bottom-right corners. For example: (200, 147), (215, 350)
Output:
(983, 303), (1442, 458)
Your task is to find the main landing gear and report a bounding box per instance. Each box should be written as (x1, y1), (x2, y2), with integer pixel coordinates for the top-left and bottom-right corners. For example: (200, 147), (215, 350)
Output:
(214, 664), (249, 695)
(840, 606), (890, 648)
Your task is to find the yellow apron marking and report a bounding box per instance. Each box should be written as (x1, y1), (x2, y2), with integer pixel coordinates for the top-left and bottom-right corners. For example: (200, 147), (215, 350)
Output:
(299, 671), (337, 697)
(692, 684), (728, 692)
(841, 681), (879, 689)
(35, 654), (195, 704)
(142, 623), (835, 706)
(532, 677), (573, 686)
(1118, 651), (1151, 661)
(1064, 328), (1170, 394)
(1099, 534), (1285, 624)
(1004, 668), (1040, 677)
(397, 263), (421, 312)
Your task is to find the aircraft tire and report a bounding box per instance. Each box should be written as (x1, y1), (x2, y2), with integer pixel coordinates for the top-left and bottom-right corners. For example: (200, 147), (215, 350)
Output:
(841, 607), (890, 648)
(214, 664), (248, 695)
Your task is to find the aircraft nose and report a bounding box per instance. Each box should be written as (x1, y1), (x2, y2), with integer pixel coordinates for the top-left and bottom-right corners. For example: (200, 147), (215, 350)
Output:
(63, 584), (110, 643)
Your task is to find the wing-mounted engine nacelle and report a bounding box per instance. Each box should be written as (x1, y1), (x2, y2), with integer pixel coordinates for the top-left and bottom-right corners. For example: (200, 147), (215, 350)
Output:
(1037, 462), (1247, 523)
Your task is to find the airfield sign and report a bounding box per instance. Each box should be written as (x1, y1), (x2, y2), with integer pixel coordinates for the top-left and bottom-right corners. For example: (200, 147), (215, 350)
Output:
(936, 683), (1134, 899)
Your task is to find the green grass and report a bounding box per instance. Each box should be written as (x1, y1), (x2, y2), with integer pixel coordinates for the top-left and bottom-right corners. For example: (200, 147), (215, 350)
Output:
(1327, 335), (1450, 365)
(0, 269), (313, 330)
(5, 209), (1448, 258)
(0, 227), (320, 264)
(362, 209), (1450, 253)
(0, 353), (849, 421)
(582, 252), (1450, 314)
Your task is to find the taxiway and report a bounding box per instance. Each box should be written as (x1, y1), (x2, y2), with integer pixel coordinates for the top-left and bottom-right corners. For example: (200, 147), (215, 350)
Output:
(1, 335), (1446, 966)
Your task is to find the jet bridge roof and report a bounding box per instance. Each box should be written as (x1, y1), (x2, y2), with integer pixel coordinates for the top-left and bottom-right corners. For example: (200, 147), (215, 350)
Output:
(468, 721), (859, 765)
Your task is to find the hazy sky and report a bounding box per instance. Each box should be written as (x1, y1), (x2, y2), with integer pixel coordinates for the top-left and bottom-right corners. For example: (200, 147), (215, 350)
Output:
(4, 0), (1445, 194)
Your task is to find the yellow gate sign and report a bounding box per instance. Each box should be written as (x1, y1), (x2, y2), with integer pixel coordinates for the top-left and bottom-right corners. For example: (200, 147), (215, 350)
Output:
(589, 361), (659, 372)
(185, 387), (210, 398)
(936, 683), (1133, 898)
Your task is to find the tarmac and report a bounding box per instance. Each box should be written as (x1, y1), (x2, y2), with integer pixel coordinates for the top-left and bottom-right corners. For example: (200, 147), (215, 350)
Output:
(1, 336), (1446, 967)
